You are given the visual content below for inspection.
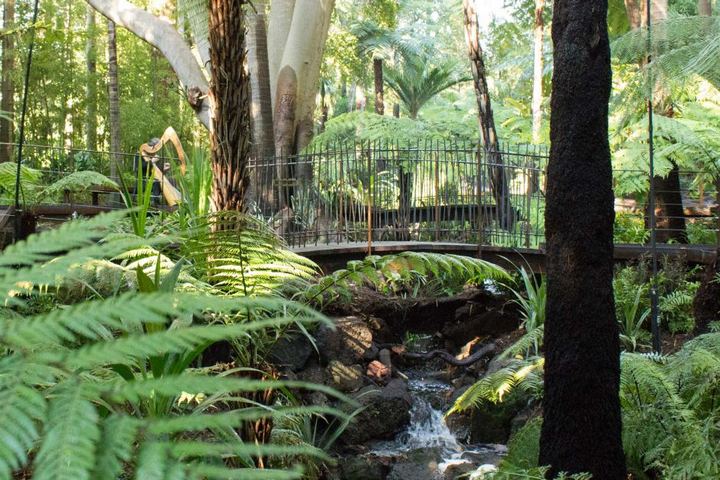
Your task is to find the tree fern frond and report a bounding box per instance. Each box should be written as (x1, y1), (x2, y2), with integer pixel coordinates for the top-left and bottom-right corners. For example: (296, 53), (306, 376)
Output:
(92, 414), (141, 480)
(33, 383), (100, 480)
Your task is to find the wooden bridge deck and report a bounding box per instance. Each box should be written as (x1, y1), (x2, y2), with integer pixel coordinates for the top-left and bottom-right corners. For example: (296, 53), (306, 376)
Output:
(292, 241), (717, 273)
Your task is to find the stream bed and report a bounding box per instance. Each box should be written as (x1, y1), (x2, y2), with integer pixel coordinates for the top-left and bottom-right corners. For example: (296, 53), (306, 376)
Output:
(365, 373), (507, 480)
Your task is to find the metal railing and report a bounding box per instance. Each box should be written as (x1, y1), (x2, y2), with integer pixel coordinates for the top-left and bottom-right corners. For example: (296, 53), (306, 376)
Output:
(1, 141), (718, 251)
(248, 141), (549, 249)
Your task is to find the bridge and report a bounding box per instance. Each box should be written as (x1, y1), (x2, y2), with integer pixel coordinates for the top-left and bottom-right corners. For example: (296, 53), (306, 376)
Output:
(1, 141), (718, 272)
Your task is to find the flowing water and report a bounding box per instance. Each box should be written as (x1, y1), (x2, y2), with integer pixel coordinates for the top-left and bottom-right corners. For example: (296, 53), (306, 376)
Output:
(370, 373), (506, 479)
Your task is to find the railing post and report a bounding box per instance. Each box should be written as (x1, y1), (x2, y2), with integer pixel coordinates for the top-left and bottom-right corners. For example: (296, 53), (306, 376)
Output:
(338, 150), (344, 244)
(476, 143), (485, 254)
(525, 154), (532, 248)
(367, 143), (373, 255)
(435, 151), (440, 241)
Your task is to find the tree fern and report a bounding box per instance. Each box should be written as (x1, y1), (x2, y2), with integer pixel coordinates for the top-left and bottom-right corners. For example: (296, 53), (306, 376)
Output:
(447, 356), (544, 416)
(0, 213), (348, 479)
(300, 251), (510, 306)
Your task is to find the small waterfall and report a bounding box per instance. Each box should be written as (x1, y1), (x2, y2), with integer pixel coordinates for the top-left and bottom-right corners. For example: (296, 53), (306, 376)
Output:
(393, 398), (462, 453)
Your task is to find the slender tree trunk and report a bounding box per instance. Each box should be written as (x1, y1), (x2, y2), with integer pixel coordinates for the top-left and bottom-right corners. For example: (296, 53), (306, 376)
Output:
(624, 0), (642, 28)
(462, 0), (515, 230)
(86, 7), (98, 152)
(374, 57), (385, 116)
(699, 0), (712, 15)
(539, 2), (626, 479)
(247, 0), (275, 210)
(208, 0), (252, 213)
(531, 0), (545, 145)
(644, 0), (687, 243)
(319, 81), (328, 131)
(107, 20), (122, 175)
(0, 0), (14, 163)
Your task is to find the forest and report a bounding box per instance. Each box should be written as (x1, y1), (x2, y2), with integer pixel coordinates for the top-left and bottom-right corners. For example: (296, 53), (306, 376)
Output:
(1, 0), (720, 479)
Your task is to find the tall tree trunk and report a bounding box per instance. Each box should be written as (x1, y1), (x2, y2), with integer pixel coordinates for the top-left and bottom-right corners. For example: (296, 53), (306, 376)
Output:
(462, 0), (515, 230)
(107, 20), (122, 175)
(208, 0), (252, 213)
(86, 7), (98, 152)
(374, 57), (384, 116)
(531, 0), (545, 145)
(644, 0), (687, 242)
(540, 1), (626, 478)
(699, 0), (712, 15)
(247, 0), (275, 210)
(624, 0), (642, 28)
(0, 0), (14, 163)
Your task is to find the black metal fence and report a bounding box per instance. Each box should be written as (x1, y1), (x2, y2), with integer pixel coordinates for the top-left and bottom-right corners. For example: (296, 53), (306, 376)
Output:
(1, 140), (718, 250)
(248, 141), (549, 248)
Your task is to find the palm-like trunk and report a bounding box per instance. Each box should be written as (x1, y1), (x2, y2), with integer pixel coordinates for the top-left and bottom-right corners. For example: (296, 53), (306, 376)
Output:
(247, 0), (275, 210)
(208, 0), (252, 213)
(85, 6), (98, 152)
(374, 57), (384, 115)
(531, 0), (545, 145)
(539, 1), (626, 478)
(462, 0), (515, 230)
(0, 0), (15, 163)
(107, 20), (121, 176)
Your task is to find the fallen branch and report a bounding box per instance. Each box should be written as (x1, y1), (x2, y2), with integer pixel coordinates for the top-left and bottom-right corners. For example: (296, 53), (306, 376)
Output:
(400, 343), (496, 367)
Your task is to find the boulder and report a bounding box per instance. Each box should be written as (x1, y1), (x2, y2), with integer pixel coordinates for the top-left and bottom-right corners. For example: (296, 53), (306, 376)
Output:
(316, 316), (374, 364)
(327, 360), (365, 393)
(469, 392), (528, 444)
(387, 448), (441, 480)
(267, 332), (314, 371)
(338, 455), (391, 480)
(342, 379), (412, 444)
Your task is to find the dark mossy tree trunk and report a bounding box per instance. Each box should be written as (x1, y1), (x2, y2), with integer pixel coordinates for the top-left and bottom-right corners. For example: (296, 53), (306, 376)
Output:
(648, 162), (688, 243)
(374, 57), (385, 115)
(539, 1), (626, 479)
(209, 0), (252, 213)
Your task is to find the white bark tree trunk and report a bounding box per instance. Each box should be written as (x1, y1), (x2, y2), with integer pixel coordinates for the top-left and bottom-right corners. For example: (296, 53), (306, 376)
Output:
(86, 0), (211, 128)
(268, 0), (295, 111)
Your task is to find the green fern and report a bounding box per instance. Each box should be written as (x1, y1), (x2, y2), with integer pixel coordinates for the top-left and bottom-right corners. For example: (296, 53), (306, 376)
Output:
(447, 356), (544, 416)
(300, 251), (510, 306)
(39, 170), (118, 201)
(0, 212), (348, 479)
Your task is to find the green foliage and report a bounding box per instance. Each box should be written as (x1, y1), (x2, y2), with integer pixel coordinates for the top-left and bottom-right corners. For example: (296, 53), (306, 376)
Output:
(506, 268), (546, 357)
(0, 162), (42, 204)
(447, 356), (544, 416)
(173, 147), (213, 228)
(619, 337), (720, 479)
(385, 54), (470, 119)
(117, 160), (155, 237)
(614, 212), (649, 244)
(617, 289), (651, 352)
(301, 252), (511, 306)
(173, 212), (320, 298)
(0, 212), (346, 479)
(614, 261), (700, 335)
(40, 170), (118, 201)
(309, 111), (476, 146)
